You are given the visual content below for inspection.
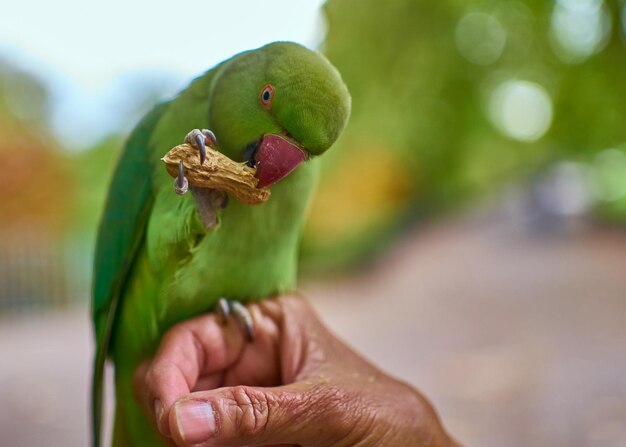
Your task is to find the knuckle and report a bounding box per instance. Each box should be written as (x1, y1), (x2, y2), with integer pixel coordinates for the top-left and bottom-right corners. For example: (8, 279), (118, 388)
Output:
(146, 359), (176, 392)
(164, 325), (205, 367)
(143, 364), (159, 390)
(163, 324), (188, 345)
(316, 385), (352, 415)
(315, 385), (375, 443)
(224, 386), (272, 437)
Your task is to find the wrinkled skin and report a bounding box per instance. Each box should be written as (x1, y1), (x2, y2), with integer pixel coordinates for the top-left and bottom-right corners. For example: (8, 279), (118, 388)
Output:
(134, 296), (460, 447)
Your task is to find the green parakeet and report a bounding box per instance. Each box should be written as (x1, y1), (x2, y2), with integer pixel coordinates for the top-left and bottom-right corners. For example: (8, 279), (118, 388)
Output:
(91, 41), (351, 446)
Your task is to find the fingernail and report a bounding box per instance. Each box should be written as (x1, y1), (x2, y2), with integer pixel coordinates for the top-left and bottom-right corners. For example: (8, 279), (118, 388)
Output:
(154, 399), (166, 434)
(175, 400), (215, 444)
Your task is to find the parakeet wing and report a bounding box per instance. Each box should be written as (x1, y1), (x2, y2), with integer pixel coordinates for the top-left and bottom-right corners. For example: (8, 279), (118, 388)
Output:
(91, 102), (167, 447)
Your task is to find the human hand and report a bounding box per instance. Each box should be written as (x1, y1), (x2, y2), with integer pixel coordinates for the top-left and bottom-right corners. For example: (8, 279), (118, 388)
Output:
(134, 295), (459, 446)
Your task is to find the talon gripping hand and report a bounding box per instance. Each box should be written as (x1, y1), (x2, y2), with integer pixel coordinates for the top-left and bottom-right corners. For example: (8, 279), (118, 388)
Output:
(91, 42), (351, 447)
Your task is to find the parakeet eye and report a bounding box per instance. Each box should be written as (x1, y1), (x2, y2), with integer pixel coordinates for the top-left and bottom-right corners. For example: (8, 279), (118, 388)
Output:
(260, 84), (275, 109)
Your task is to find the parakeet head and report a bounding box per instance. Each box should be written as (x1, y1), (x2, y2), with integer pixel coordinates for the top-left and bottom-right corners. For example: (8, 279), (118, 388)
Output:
(209, 42), (351, 188)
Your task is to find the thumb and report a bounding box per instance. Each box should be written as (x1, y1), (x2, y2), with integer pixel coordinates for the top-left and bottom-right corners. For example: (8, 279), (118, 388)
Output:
(168, 383), (356, 447)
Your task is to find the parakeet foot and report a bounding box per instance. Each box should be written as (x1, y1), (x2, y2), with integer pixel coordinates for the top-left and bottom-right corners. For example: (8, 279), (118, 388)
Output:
(216, 297), (255, 343)
(184, 128), (218, 165)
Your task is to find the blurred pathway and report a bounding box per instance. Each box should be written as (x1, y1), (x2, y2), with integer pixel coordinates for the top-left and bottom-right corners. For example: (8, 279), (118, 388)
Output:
(2, 216), (626, 446)
(306, 218), (626, 447)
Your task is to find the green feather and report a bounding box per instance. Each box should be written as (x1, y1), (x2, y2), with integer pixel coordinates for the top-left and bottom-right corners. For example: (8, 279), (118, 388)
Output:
(91, 102), (166, 447)
(92, 42), (350, 446)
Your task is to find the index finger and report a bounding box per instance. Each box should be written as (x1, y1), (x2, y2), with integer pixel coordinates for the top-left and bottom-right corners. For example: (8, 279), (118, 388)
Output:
(136, 312), (247, 437)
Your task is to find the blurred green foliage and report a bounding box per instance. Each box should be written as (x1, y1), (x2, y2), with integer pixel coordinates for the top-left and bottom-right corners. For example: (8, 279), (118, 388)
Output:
(68, 136), (121, 235)
(1, 0), (625, 300)
(300, 0), (626, 273)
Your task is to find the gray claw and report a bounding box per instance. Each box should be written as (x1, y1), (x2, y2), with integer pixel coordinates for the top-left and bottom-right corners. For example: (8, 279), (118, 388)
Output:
(215, 298), (254, 343)
(184, 129), (218, 164)
(202, 129), (218, 148)
(195, 133), (206, 165)
(174, 160), (189, 195)
(216, 298), (231, 325)
(231, 301), (254, 343)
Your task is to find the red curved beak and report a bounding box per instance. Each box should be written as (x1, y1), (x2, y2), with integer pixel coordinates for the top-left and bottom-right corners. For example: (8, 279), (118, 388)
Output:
(254, 134), (308, 188)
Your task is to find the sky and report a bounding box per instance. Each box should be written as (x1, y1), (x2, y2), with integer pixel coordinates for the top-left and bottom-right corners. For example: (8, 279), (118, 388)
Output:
(0, 0), (327, 148)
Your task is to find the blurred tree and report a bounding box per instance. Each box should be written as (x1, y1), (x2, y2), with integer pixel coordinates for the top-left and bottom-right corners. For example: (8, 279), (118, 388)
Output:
(0, 59), (76, 311)
(0, 59), (73, 237)
(300, 0), (626, 273)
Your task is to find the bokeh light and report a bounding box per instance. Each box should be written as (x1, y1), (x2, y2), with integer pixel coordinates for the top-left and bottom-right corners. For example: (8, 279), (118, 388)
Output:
(550, 0), (612, 63)
(455, 12), (507, 65)
(487, 80), (553, 142)
(543, 161), (591, 216)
